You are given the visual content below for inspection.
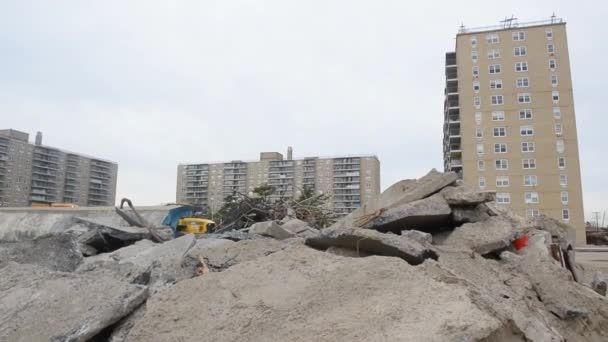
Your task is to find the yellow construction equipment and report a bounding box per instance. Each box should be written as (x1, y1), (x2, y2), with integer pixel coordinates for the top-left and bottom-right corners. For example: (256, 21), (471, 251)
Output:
(176, 218), (216, 235)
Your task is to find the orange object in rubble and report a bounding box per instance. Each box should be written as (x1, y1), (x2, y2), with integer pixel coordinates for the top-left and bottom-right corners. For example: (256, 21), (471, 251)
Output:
(513, 236), (529, 250)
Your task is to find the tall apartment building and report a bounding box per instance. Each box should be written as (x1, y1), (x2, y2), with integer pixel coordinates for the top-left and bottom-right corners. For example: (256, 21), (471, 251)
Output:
(0, 129), (118, 207)
(443, 17), (585, 244)
(176, 149), (380, 216)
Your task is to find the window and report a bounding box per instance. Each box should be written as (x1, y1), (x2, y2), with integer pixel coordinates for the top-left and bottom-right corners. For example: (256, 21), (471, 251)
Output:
(561, 191), (569, 204)
(525, 192), (539, 204)
(551, 75), (558, 86)
(489, 64), (501, 74)
(493, 127), (506, 137)
(494, 143), (507, 153)
(490, 79), (503, 89)
(472, 51), (478, 63)
(512, 31), (526, 41)
(497, 193), (511, 204)
(555, 123), (563, 135)
(474, 96), (481, 108)
(524, 175), (538, 186)
(516, 77), (529, 88)
(515, 62), (528, 72)
(476, 127), (483, 138)
(473, 66), (479, 76)
(519, 109), (533, 119)
(514, 46), (527, 56)
(562, 209), (570, 221)
(486, 34), (499, 44)
(560, 174), (568, 186)
(552, 91), (560, 103)
(522, 158), (536, 169)
(488, 49), (500, 59)
(527, 209), (540, 219)
(491, 95), (504, 105)
(549, 59), (557, 70)
(518, 93), (531, 103)
(471, 36), (477, 47)
(520, 125), (534, 136)
(478, 160), (485, 171)
(473, 81), (480, 92)
(558, 157), (566, 169)
(491, 111), (505, 121)
(496, 176), (510, 187)
(479, 177), (486, 188)
(476, 143), (484, 155)
(495, 159), (508, 170)
(553, 107), (561, 119)
(546, 29), (553, 40)
(475, 112), (482, 124)
(556, 139), (565, 153)
(521, 142), (535, 152)
(547, 44), (555, 54)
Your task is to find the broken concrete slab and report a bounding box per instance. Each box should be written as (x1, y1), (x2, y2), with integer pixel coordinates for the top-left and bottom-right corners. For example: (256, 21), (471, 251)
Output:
(360, 193), (452, 233)
(325, 246), (370, 257)
(400, 230), (432, 245)
(281, 218), (311, 234)
(452, 203), (492, 224)
(77, 234), (197, 293)
(306, 227), (436, 265)
(440, 185), (496, 206)
(185, 238), (283, 271)
(0, 262), (148, 342)
(124, 246), (507, 342)
(331, 169), (458, 229)
(249, 221), (295, 240)
(440, 217), (517, 255)
(531, 215), (577, 248)
(591, 273), (608, 296)
(74, 217), (151, 250)
(0, 233), (82, 272)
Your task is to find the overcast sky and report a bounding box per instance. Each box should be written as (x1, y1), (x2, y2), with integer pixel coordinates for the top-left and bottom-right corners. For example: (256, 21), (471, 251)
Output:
(1, 1), (606, 219)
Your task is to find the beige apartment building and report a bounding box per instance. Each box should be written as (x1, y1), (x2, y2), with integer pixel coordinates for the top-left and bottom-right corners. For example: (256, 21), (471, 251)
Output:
(176, 148), (380, 216)
(0, 129), (118, 207)
(443, 18), (585, 244)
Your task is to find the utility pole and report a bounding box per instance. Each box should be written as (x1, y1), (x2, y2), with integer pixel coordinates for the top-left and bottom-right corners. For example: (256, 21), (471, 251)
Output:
(593, 211), (601, 231)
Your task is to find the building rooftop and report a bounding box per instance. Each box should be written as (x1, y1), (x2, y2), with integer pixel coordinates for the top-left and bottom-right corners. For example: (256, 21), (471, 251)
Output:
(457, 16), (565, 35)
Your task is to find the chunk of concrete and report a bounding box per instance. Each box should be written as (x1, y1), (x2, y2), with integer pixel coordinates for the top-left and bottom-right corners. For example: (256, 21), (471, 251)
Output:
(281, 218), (311, 234)
(361, 193), (452, 233)
(331, 169), (458, 229)
(0, 233), (82, 272)
(77, 234), (197, 293)
(452, 204), (492, 224)
(185, 238), (283, 271)
(325, 246), (370, 257)
(74, 217), (151, 252)
(531, 215), (576, 248)
(440, 217), (516, 255)
(249, 221), (295, 240)
(306, 227), (437, 265)
(0, 262), (148, 342)
(401, 230), (432, 245)
(591, 273), (608, 296)
(440, 185), (496, 206)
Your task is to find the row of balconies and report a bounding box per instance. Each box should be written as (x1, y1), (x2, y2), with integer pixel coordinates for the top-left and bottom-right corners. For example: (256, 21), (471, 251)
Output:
(186, 176), (209, 181)
(333, 165), (360, 171)
(333, 158), (360, 165)
(333, 171), (360, 177)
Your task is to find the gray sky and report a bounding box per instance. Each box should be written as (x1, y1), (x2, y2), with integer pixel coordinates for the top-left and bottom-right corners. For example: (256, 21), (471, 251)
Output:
(1, 1), (607, 220)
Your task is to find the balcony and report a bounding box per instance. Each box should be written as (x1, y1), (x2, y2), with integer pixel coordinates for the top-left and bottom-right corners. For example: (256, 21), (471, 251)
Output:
(333, 158), (360, 165)
(334, 171), (360, 177)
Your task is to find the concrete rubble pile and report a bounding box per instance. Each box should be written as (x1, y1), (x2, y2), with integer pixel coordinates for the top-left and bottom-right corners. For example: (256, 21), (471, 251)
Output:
(2, 169), (608, 341)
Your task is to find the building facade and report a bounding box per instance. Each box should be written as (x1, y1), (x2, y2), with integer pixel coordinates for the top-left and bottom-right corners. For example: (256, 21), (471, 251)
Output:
(0, 129), (118, 207)
(176, 149), (380, 216)
(443, 18), (585, 244)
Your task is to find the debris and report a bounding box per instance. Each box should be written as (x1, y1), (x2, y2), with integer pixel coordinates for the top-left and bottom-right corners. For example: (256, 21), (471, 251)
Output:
(1, 169), (606, 341)
(439, 217), (518, 255)
(249, 221), (295, 240)
(305, 227), (437, 265)
(0, 262), (148, 342)
(359, 193), (452, 233)
(123, 247), (507, 342)
(0, 233), (82, 272)
(439, 185), (496, 206)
